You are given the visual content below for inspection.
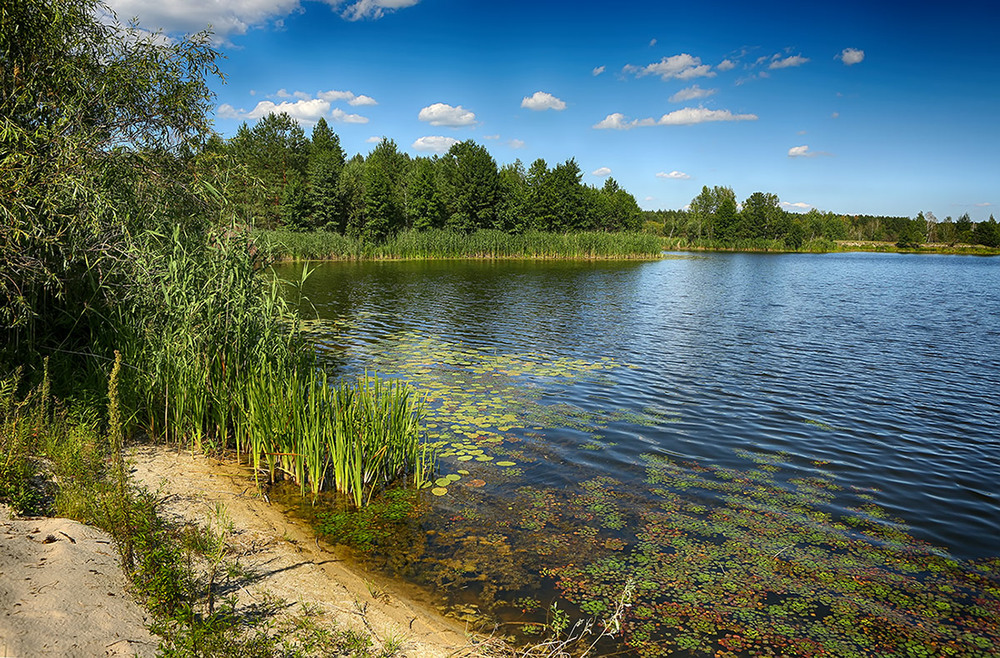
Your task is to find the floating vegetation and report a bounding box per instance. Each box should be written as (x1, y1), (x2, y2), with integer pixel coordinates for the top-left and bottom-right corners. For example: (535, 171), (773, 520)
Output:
(542, 452), (1000, 656)
(296, 324), (998, 656)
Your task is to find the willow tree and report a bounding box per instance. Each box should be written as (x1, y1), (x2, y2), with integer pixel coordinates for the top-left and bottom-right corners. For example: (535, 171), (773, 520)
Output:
(1, 0), (221, 361)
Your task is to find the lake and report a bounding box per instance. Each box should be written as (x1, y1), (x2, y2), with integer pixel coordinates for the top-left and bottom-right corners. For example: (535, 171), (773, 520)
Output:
(276, 252), (999, 656)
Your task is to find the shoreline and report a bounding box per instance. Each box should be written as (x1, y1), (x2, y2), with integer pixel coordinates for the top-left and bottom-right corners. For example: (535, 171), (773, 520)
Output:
(127, 443), (479, 657)
(1, 444), (486, 658)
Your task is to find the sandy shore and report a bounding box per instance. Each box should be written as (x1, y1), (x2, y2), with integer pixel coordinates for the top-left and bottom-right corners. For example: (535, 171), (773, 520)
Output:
(1, 444), (488, 657)
(0, 505), (158, 657)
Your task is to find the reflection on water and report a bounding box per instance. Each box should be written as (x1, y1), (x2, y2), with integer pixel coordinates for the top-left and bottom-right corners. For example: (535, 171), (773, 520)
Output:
(276, 253), (1000, 655)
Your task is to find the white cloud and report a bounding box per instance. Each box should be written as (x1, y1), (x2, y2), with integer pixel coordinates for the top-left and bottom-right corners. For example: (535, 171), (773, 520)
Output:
(593, 113), (632, 130)
(318, 89), (377, 105)
(521, 91), (567, 111)
(656, 170), (691, 180)
(839, 48), (865, 65)
(592, 167), (612, 177)
(412, 135), (459, 152)
(716, 59), (736, 72)
(592, 65), (606, 76)
(105, 0), (301, 41)
(318, 90), (356, 102)
(418, 102), (477, 127)
(330, 107), (369, 123)
(644, 196), (655, 202)
(366, 136), (384, 143)
(649, 38), (657, 47)
(508, 139), (526, 149)
(594, 108), (757, 129)
(229, 98), (331, 124)
(105, 0), (420, 42)
(669, 85), (717, 103)
(483, 134), (501, 140)
(334, 0), (421, 21)
(659, 107), (757, 125)
(624, 53), (716, 81)
(275, 88), (292, 98)
(781, 201), (813, 212)
(769, 54), (810, 69)
(216, 103), (242, 119)
(787, 145), (832, 158)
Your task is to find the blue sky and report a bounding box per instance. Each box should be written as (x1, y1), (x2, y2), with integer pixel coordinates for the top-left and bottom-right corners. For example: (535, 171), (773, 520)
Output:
(109, 0), (998, 219)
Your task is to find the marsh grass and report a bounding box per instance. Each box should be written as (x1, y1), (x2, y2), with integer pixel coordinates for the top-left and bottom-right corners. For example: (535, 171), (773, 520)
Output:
(240, 365), (433, 507)
(259, 228), (664, 261)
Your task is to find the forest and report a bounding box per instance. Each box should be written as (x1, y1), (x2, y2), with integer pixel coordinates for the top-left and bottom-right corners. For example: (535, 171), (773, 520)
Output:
(210, 113), (644, 242)
(645, 186), (1000, 250)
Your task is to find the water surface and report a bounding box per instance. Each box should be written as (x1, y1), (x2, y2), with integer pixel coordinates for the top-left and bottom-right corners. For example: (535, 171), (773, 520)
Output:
(278, 252), (1000, 655)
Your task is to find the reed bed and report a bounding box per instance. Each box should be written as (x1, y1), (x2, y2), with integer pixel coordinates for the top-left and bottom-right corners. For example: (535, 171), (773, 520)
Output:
(239, 367), (432, 506)
(97, 225), (433, 508)
(260, 228), (664, 261)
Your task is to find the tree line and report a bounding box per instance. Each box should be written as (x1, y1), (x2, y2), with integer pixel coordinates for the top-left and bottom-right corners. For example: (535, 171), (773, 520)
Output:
(205, 113), (644, 242)
(645, 186), (1000, 249)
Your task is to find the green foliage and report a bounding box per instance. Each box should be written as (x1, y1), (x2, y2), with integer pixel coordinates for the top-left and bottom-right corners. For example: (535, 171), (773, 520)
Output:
(1, 0), (221, 360)
(441, 140), (502, 232)
(260, 228), (663, 261)
(362, 139), (406, 242)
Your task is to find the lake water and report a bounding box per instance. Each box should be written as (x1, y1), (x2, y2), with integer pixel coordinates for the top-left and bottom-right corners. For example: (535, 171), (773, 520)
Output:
(277, 252), (999, 655)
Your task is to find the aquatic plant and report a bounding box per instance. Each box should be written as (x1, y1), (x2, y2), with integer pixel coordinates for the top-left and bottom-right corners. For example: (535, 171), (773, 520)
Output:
(238, 366), (433, 507)
(259, 228), (664, 261)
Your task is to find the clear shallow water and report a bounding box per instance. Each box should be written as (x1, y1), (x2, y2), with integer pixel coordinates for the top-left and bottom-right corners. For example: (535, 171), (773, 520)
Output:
(276, 252), (1000, 654)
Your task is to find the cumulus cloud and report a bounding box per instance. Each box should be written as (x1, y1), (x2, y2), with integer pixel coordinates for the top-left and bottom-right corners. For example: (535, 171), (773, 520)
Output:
(769, 54), (810, 69)
(594, 108), (757, 130)
(334, 0), (421, 21)
(105, 0), (420, 42)
(592, 65), (606, 76)
(787, 145), (832, 158)
(105, 0), (300, 41)
(716, 59), (736, 72)
(781, 201), (813, 212)
(412, 135), (459, 152)
(839, 48), (865, 65)
(330, 107), (369, 123)
(669, 85), (717, 103)
(624, 53), (716, 81)
(238, 98), (331, 123)
(217, 89), (375, 125)
(318, 90), (378, 106)
(418, 102), (477, 127)
(592, 167), (612, 177)
(216, 103), (243, 119)
(483, 134), (501, 140)
(508, 139), (526, 149)
(521, 91), (567, 111)
(656, 171), (691, 180)
(366, 136), (384, 143)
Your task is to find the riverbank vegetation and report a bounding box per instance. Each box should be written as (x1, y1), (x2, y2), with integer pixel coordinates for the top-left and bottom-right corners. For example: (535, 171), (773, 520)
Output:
(260, 227), (663, 260)
(217, 115), (644, 239)
(2, 0), (436, 651)
(645, 186), (1000, 254)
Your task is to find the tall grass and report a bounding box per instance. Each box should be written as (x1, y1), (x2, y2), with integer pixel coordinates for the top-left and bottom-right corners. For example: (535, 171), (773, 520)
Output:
(102, 224), (432, 508)
(240, 366), (432, 506)
(260, 228), (664, 261)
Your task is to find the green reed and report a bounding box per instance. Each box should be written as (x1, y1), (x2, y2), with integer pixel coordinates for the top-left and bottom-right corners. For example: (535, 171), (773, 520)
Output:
(259, 228), (663, 261)
(239, 364), (433, 507)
